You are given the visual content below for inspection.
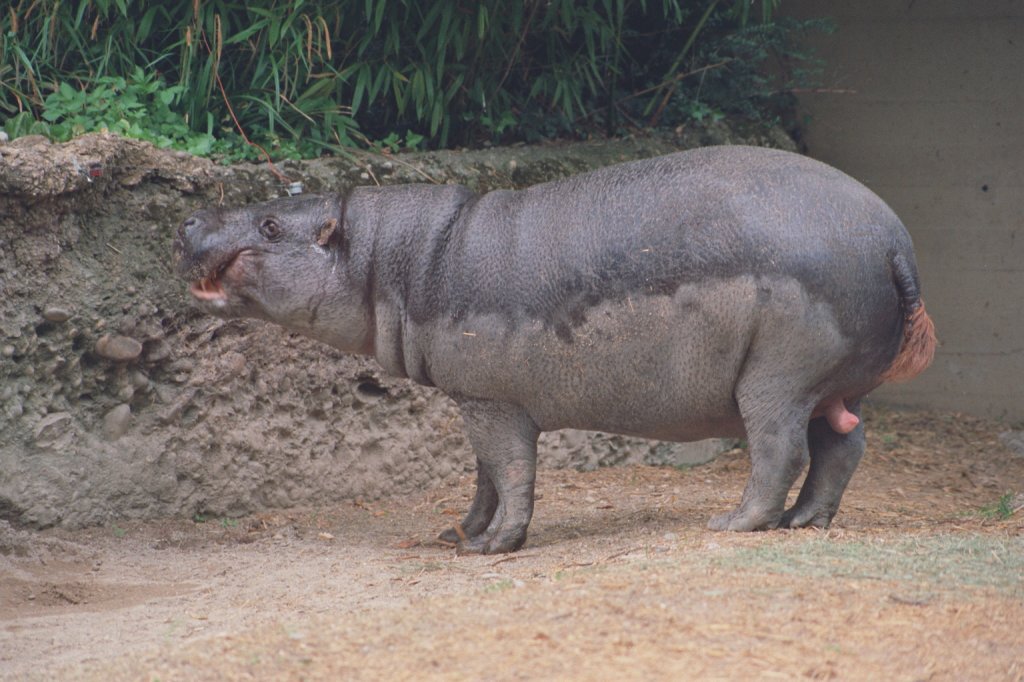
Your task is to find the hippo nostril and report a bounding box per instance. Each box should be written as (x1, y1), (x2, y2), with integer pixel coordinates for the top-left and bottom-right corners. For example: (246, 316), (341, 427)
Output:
(179, 216), (199, 240)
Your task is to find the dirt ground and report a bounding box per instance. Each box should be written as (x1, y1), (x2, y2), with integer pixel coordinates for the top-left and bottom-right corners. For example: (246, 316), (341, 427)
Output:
(2, 406), (1022, 681)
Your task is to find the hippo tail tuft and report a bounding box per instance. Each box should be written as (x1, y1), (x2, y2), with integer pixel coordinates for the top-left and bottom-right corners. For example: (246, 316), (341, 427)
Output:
(880, 253), (936, 383)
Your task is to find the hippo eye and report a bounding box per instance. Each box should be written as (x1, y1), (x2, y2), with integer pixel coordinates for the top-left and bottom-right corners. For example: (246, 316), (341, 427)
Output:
(259, 218), (283, 242)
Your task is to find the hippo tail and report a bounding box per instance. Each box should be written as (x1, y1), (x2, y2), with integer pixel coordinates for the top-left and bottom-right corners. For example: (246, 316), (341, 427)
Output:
(880, 252), (937, 383)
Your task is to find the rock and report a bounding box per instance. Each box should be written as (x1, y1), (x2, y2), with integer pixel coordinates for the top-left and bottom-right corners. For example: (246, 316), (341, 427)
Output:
(142, 338), (171, 363)
(168, 358), (194, 374)
(160, 388), (197, 425)
(130, 370), (150, 391)
(42, 306), (71, 322)
(999, 431), (1024, 457)
(4, 398), (23, 419)
(95, 334), (143, 362)
(10, 134), (49, 149)
(34, 412), (73, 448)
(221, 351), (246, 375)
(103, 404), (132, 441)
(646, 439), (728, 468)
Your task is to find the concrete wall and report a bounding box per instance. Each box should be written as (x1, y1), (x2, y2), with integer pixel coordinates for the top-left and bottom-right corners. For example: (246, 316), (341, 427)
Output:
(783, 1), (1024, 421)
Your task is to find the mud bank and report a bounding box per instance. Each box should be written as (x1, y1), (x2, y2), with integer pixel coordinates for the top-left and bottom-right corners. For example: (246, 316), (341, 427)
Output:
(0, 124), (794, 528)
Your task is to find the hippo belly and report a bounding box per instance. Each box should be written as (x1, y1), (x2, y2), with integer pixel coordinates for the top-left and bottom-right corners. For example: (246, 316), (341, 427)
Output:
(421, 272), (851, 442)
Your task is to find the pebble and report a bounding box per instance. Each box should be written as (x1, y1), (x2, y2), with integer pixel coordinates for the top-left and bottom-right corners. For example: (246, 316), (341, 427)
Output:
(42, 306), (71, 323)
(143, 339), (172, 363)
(95, 334), (143, 362)
(4, 399), (23, 419)
(222, 351), (246, 375)
(34, 412), (72, 447)
(168, 358), (194, 373)
(130, 370), (150, 391)
(103, 404), (132, 441)
(999, 431), (1024, 457)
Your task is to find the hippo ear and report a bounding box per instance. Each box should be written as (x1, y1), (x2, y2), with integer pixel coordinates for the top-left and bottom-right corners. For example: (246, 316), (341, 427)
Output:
(316, 218), (337, 246)
(315, 218), (341, 248)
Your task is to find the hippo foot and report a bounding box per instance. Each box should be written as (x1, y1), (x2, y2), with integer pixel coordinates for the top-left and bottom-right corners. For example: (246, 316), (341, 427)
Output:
(779, 504), (834, 529)
(707, 507), (781, 532)
(438, 527), (460, 544)
(438, 504), (499, 545)
(455, 529), (528, 556)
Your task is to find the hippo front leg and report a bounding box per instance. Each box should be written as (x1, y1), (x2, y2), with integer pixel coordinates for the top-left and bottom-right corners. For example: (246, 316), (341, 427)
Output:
(452, 399), (540, 555)
(438, 458), (498, 544)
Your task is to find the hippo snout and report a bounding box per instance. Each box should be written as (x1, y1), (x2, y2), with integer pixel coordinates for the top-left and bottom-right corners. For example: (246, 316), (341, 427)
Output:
(177, 215), (198, 241)
(172, 211), (222, 278)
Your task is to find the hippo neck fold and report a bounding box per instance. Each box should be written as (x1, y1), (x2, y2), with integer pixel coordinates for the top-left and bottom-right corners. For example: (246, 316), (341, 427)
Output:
(346, 183), (477, 385)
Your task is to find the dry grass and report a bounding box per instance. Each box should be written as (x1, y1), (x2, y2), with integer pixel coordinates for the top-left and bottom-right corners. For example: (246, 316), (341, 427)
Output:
(3, 405), (1022, 681)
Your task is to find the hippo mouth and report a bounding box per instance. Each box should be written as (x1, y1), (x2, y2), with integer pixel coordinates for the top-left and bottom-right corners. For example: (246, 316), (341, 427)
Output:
(190, 273), (227, 301)
(188, 250), (251, 303)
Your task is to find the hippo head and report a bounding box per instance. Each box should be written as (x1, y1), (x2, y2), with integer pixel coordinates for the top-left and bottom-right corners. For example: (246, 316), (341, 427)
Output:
(172, 194), (373, 353)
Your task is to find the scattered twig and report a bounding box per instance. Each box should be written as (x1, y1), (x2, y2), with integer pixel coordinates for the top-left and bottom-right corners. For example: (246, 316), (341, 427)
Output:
(213, 70), (291, 184)
(621, 60), (732, 103)
(603, 545), (644, 562)
(495, 0), (542, 94)
(383, 154), (439, 185)
(363, 163), (381, 187)
(576, 60), (731, 126)
(888, 593), (932, 607)
(199, 28), (291, 185)
(490, 552), (539, 566)
(393, 537), (421, 550)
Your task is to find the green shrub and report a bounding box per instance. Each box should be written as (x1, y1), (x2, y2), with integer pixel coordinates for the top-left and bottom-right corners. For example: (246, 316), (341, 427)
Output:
(1, 0), (829, 159)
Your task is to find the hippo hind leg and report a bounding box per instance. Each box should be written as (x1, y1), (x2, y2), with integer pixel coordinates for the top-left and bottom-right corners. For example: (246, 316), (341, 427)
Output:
(781, 400), (866, 528)
(708, 281), (865, 532)
(707, 394), (812, 532)
(450, 399), (539, 555)
(438, 458), (498, 544)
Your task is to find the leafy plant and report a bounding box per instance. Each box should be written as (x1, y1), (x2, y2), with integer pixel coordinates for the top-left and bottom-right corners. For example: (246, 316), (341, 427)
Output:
(30, 68), (218, 154)
(376, 130), (426, 154)
(979, 493), (1018, 521)
(1, 0), (829, 158)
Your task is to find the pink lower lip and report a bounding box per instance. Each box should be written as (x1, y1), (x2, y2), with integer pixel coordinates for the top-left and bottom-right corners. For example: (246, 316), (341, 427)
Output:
(190, 276), (227, 301)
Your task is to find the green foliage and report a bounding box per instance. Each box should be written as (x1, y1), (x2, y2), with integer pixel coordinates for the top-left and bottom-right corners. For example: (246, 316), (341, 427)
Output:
(5, 67), (218, 155)
(979, 493), (1017, 521)
(1, 0), (829, 158)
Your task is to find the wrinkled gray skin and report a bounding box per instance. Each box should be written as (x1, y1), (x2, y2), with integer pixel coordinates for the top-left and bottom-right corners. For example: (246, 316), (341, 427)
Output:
(174, 146), (923, 554)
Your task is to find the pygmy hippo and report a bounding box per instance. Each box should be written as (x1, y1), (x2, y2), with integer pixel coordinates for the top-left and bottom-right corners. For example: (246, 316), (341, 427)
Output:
(173, 145), (936, 554)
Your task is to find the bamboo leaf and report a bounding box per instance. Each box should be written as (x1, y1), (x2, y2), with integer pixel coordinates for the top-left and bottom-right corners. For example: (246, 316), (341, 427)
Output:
(477, 5), (488, 41)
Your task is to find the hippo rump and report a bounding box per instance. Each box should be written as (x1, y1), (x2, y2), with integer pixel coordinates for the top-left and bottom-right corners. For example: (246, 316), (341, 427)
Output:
(173, 145), (936, 554)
